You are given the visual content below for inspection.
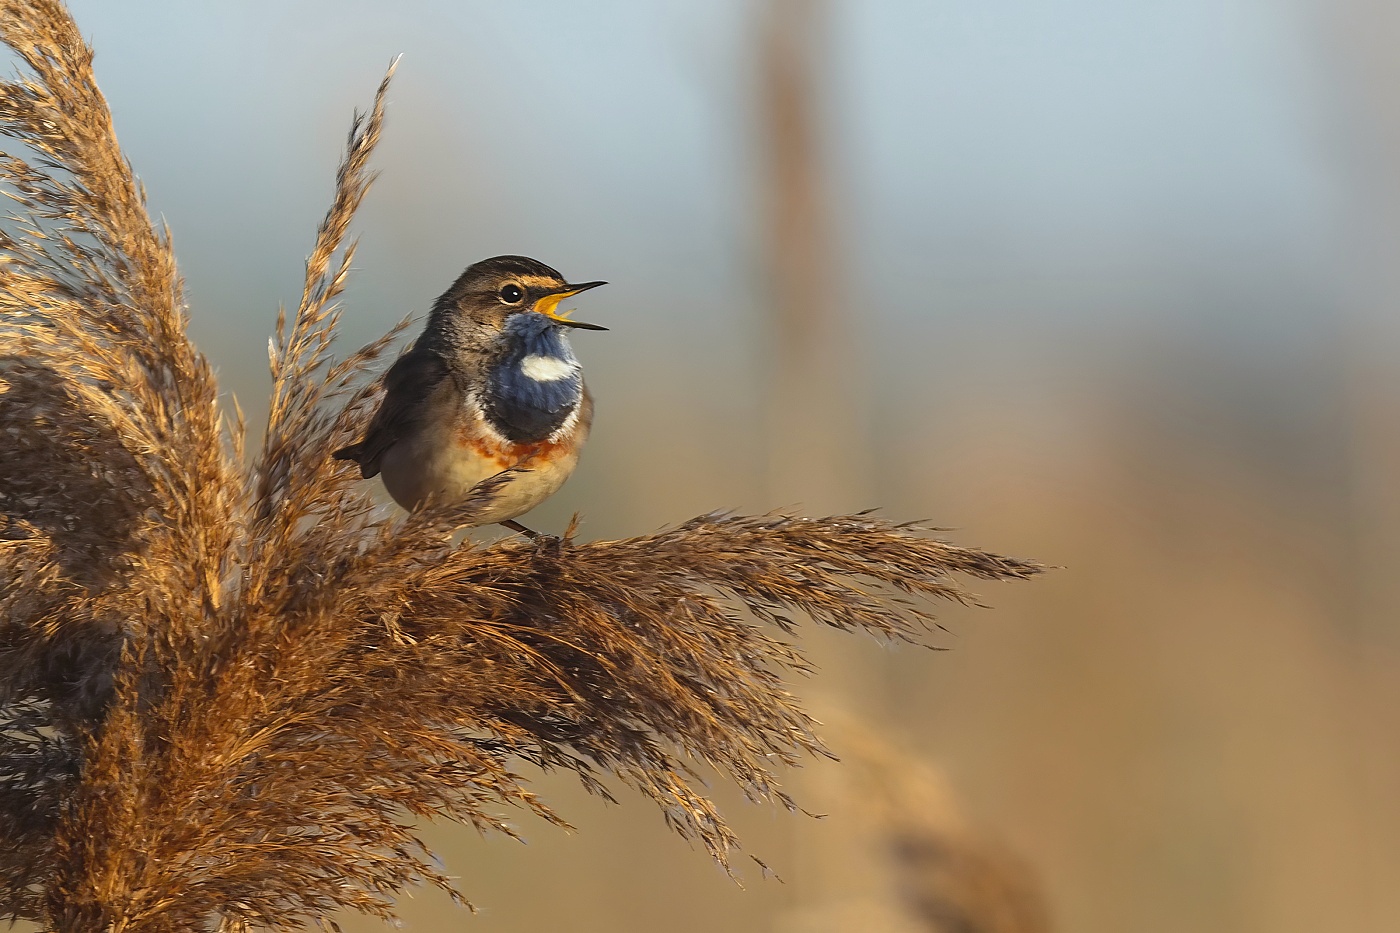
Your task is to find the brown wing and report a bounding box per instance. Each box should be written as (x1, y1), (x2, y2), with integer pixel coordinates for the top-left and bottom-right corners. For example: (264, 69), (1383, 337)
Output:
(333, 347), (451, 479)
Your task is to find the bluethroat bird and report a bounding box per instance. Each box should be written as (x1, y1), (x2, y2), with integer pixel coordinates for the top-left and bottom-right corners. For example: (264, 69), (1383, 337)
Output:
(333, 255), (606, 536)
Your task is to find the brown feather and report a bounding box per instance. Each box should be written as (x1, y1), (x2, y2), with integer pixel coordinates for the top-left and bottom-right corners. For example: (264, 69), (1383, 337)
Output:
(334, 346), (451, 478)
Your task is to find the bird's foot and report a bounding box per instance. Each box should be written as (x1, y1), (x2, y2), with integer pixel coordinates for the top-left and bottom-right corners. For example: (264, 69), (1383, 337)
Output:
(532, 534), (565, 559)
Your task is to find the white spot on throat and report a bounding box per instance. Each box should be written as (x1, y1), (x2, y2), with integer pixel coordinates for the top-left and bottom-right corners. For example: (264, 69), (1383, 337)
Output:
(520, 354), (578, 382)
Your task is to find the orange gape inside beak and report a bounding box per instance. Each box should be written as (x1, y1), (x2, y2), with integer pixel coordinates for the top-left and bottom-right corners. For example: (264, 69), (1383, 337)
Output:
(533, 282), (608, 331)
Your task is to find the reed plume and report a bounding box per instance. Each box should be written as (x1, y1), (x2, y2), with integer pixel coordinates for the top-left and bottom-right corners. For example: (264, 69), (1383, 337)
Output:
(833, 715), (1052, 933)
(0, 2), (1043, 929)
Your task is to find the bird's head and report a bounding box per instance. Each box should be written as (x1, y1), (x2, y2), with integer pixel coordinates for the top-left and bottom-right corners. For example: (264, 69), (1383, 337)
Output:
(435, 255), (607, 335)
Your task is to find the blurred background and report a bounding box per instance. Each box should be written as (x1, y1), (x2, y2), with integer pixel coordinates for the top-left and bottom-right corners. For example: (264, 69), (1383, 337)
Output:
(54, 0), (1400, 929)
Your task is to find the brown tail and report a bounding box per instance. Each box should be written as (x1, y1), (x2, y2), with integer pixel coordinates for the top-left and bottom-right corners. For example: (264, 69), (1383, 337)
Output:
(332, 444), (361, 463)
(332, 444), (379, 479)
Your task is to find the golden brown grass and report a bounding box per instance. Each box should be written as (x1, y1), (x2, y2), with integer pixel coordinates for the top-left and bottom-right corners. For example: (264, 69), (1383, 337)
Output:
(0, 2), (1043, 929)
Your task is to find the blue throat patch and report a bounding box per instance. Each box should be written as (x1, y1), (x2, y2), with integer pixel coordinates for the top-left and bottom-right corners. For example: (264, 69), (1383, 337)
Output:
(484, 312), (583, 443)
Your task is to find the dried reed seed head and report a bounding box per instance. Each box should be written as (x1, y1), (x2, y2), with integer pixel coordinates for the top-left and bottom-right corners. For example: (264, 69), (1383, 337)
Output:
(0, 2), (1044, 929)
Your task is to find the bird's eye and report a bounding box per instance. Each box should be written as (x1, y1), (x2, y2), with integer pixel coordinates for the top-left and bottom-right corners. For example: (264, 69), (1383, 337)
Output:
(498, 283), (524, 304)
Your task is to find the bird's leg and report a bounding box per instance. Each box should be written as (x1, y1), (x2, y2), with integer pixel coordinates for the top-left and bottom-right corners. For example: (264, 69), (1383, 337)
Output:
(499, 519), (538, 539)
(500, 519), (565, 558)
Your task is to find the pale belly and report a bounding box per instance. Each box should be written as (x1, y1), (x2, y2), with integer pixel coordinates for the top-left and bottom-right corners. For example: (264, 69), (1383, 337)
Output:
(378, 423), (583, 525)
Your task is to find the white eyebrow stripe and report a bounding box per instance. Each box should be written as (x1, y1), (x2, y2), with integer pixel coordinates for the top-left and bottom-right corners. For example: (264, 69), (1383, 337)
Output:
(520, 354), (578, 382)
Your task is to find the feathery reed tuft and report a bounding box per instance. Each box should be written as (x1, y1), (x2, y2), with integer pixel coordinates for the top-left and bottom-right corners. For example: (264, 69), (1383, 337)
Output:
(0, 2), (1043, 929)
(827, 714), (1052, 933)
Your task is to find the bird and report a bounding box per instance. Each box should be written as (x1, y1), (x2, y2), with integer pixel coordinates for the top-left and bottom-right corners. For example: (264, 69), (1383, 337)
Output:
(333, 255), (606, 536)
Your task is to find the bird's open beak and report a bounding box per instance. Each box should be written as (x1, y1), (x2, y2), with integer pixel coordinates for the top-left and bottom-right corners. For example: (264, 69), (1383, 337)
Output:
(534, 281), (608, 331)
